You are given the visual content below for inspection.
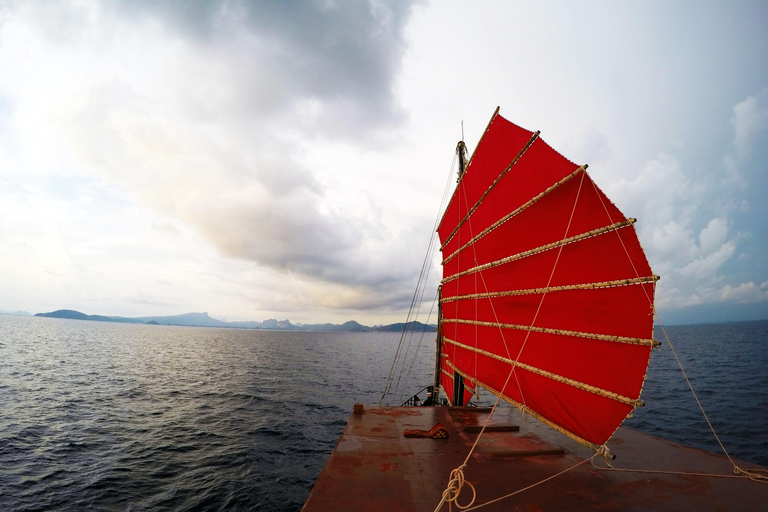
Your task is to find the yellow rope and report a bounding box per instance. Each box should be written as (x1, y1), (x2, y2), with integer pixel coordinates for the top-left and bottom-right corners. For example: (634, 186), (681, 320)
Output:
(590, 453), (768, 483)
(654, 316), (768, 484)
(589, 178), (768, 485)
(436, 165), (588, 511)
(461, 457), (591, 511)
(433, 465), (476, 512)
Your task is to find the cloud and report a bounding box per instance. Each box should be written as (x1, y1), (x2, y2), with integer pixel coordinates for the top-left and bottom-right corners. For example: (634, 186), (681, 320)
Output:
(1, 1), (766, 325)
(0, 0), (423, 317)
(611, 90), (768, 315)
(607, 97), (768, 309)
(723, 88), (768, 188)
(683, 280), (768, 308)
(109, 0), (413, 136)
(732, 88), (768, 161)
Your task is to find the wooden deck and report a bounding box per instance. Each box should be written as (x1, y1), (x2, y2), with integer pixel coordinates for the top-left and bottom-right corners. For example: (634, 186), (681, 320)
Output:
(302, 405), (768, 511)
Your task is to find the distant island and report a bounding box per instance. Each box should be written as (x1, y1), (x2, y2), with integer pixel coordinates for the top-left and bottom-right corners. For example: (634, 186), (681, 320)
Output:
(33, 309), (436, 333)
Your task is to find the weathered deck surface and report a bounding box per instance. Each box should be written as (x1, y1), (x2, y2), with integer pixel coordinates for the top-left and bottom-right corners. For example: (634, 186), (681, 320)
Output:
(302, 406), (768, 511)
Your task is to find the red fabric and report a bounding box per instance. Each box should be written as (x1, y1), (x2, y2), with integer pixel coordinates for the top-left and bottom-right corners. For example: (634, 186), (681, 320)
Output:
(437, 113), (655, 446)
(441, 138), (580, 259)
(438, 116), (537, 247)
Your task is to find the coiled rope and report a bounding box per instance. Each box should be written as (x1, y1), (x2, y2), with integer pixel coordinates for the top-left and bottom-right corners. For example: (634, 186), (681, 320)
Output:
(435, 163), (587, 511)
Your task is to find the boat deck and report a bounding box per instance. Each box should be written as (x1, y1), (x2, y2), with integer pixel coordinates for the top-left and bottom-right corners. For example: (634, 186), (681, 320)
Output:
(302, 405), (768, 511)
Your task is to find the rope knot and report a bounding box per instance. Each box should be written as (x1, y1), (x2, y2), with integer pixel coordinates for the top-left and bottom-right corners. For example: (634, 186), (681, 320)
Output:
(436, 464), (476, 511)
(733, 465), (768, 483)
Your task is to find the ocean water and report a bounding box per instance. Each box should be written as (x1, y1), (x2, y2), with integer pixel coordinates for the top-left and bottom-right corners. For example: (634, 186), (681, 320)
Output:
(624, 320), (768, 465)
(0, 315), (766, 511)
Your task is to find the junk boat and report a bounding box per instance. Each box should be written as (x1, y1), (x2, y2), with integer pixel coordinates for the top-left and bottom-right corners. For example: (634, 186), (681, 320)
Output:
(302, 108), (768, 511)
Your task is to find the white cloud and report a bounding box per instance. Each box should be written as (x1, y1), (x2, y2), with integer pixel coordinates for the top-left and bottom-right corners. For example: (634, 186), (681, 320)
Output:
(732, 89), (768, 161)
(606, 102), (766, 313)
(0, 0), (426, 321)
(1, 1), (767, 324)
(698, 218), (729, 256)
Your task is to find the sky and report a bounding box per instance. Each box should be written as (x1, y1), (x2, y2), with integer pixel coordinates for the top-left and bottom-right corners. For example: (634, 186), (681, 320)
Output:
(1, 0), (767, 326)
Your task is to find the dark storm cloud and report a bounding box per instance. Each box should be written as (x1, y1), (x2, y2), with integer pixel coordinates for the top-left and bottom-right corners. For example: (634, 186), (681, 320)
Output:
(114, 0), (415, 134)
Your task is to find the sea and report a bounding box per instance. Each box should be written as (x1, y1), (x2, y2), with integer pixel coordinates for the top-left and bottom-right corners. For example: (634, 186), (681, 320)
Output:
(1, 315), (766, 511)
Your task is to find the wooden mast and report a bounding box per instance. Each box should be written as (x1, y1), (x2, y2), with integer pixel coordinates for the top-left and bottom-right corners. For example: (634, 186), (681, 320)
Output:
(433, 140), (470, 406)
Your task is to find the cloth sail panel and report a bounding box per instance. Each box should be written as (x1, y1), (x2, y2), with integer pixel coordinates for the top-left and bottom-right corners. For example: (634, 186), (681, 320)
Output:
(438, 112), (656, 447)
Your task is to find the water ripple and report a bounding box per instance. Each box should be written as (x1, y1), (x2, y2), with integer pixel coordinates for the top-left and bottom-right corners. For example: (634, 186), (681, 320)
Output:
(1, 315), (766, 511)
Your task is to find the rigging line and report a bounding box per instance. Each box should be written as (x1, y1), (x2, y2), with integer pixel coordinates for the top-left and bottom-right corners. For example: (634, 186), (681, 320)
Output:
(590, 455), (768, 482)
(397, 221), (444, 396)
(582, 176), (659, 445)
(652, 317), (768, 483)
(439, 130), (541, 251)
(482, 167), (588, 425)
(393, 327), (416, 401)
(587, 179), (767, 484)
(381, 151), (458, 405)
(397, 288), (439, 405)
(391, 233), (437, 402)
(394, 265), (435, 399)
(438, 163), (589, 512)
(460, 457), (591, 511)
(441, 219), (636, 285)
(391, 223), (439, 401)
(442, 165), (585, 265)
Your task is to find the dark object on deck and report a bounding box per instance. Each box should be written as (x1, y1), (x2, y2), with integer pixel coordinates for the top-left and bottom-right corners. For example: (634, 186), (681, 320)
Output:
(402, 423), (449, 439)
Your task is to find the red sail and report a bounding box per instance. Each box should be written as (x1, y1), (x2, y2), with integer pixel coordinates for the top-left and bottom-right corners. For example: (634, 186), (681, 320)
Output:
(437, 112), (656, 448)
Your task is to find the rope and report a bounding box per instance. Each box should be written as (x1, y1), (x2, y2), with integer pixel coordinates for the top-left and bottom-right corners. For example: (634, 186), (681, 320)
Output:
(590, 453), (768, 483)
(381, 151), (457, 405)
(397, 289), (439, 404)
(590, 178), (768, 485)
(461, 457), (591, 511)
(433, 465), (476, 512)
(654, 317), (768, 484)
(435, 167), (587, 511)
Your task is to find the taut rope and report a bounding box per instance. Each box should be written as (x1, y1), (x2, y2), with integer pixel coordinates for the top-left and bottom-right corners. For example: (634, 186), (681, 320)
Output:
(591, 178), (768, 485)
(435, 166), (587, 510)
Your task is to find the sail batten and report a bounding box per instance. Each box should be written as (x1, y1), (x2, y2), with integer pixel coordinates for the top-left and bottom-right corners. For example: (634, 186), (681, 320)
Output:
(441, 219), (637, 284)
(446, 360), (602, 452)
(439, 130), (541, 251)
(440, 275), (660, 303)
(443, 336), (644, 406)
(437, 111), (656, 449)
(442, 165), (586, 264)
(442, 318), (659, 346)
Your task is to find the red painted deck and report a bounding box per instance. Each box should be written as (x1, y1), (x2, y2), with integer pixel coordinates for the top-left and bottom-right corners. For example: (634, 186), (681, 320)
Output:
(302, 406), (768, 511)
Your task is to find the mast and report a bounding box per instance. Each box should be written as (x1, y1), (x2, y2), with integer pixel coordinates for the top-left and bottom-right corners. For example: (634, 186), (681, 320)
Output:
(431, 286), (443, 405)
(453, 140), (468, 406)
(432, 141), (470, 406)
(456, 141), (468, 182)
